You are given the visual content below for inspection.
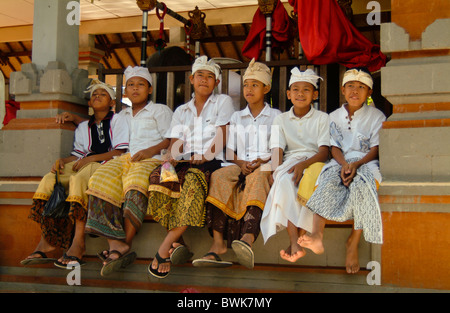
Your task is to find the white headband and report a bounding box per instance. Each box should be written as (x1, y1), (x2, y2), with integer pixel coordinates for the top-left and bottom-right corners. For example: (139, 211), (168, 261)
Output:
(289, 68), (323, 89)
(124, 66), (153, 86)
(192, 56), (221, 79)
(243, 58), (272, 88)
(342, 69), (373, 89)
(85, 79), (115, 100)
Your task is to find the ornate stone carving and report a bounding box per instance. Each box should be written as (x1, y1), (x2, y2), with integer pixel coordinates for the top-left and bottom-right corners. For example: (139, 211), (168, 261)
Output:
(188, 6), (208, 40)
(258, 0), (277, 15)
(136, 0), (157, 11)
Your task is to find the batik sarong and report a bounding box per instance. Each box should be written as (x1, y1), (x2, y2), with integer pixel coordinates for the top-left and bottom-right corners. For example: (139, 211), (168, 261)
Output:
(85, 190), (148, 240)
(147, 160), (222, 230)
(206, 203), (262, 248)
(306, 158), (383, 244)
(29, 161), (101, 248)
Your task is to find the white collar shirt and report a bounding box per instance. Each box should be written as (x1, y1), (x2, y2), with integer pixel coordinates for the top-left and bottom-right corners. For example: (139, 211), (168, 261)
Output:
(71, 113), (129, 161)
(329, 104), (386, 160)
(226, 103), (281, 162)
(166, 93), (235, 160)
(119, 101), (173, 159)
(270, 106), (330, 161)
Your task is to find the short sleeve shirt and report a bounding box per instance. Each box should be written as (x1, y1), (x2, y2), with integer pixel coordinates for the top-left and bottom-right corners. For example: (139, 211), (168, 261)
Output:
(270, 106), (330, 161)
(166, 93), (235, 160)
(119, 101), (173, 159)
(72, 112), (129, 160)
(329, 104), (386, 160)
(227, 103), (281, 162)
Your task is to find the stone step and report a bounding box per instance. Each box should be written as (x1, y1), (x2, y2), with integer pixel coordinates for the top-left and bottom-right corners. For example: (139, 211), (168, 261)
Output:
(0, 262), (439, 294)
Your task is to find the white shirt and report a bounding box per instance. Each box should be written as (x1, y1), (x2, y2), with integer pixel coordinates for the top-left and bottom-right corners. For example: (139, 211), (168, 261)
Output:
(328, 104), (386, 182)
(166, 93), (235, 160)
(119, 101), (173, 159)
(227, 103), (281, 162)
(330, 104), (386, 160)
(270, 106), (330, 161)
(72, 113), (129, 159)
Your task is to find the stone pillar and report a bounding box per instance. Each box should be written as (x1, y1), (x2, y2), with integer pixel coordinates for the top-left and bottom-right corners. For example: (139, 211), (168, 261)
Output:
(0, 0), (90, 177)
(79, 34), (105, 77)
(378, 0), (450, 290)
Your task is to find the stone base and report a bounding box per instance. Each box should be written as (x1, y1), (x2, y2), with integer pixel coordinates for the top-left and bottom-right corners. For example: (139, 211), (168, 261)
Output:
(379, 127), (450, 182)
(0, 128), (74, 177)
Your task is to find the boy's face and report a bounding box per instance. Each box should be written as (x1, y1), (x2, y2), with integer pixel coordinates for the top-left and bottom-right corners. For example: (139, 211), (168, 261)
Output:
(125, 77), (152, 105)
(341, 81), (372, 107)
(243, 79), (270, 106)
(190, 70), (219, 97)
(89, 88), (114, 111)
(287, 81), (318, 110)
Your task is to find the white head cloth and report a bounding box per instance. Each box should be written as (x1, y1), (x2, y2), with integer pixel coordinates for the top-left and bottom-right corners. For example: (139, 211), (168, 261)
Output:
(192, 56), (221, 79)
(342, 68), (373, 89)
(124, 66), (153, 86)
(242, 58), (272, 88)
(289, 67), (323, 89)
(85, 79), (116, 100)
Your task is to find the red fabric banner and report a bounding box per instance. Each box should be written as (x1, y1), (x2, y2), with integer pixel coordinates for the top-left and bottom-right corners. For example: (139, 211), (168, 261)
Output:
(289, 0), (386, 71)
(242, 0), (291, 60)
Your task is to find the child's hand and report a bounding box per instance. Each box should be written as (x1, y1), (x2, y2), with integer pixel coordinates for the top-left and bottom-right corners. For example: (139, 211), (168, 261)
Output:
(239, 161), (254, 176)
(131, 147), (157, 162)
(288, 161), (307, 186)
(341, 162), (358, 187)
(55, 112), (74, 124)
(72, 157), (91, 172)
(51, 159), (65, 174)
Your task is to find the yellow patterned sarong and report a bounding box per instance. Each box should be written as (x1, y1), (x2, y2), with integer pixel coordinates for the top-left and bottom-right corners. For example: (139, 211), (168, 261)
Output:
(33, 160), (101, 210)
(86, 153), (160, 207)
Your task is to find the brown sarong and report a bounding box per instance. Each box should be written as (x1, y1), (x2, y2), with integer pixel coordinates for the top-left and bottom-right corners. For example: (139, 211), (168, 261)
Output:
(205, 164), (272, 220)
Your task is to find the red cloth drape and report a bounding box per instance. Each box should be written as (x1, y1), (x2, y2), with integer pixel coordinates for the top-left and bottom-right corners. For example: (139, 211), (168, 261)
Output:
(3, 100), (20, 126)
(289, 0), (386, 72)
(242, 0), (291, 60)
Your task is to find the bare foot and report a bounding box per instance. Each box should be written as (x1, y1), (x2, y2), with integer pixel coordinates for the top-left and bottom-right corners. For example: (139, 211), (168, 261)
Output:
(345, 238), (360, 274)
(202, 241), (227, 261)
(299, 234), (324, 255)
(26, 237), (55, 260)
(280, 244), (306, 262)
(57, 242), (85, 265)
(104, 240), (130, 265)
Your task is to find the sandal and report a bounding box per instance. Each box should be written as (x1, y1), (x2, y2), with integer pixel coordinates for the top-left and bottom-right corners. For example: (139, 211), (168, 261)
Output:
(100, 250), (136, 277)
(170, 245), (193, 265)
(148, 252), (171, 279)
(192, 252), (233, 268)
(54, 253), (86, 270)
(231, 240), (254, 269)
(20, 251), (56, 266)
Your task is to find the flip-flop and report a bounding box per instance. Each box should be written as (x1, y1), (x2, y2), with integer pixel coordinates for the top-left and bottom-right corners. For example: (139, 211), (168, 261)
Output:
(148, 252), (171, 279)
(54, 253), (86, 270)
(192, 252), (233, 268)
(20, 251), (56, 266)
(231, 240), (254, 269)
(100, 250), (136, 277)
(96, 250), (108, 262)
(170, 245), (193, 265)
